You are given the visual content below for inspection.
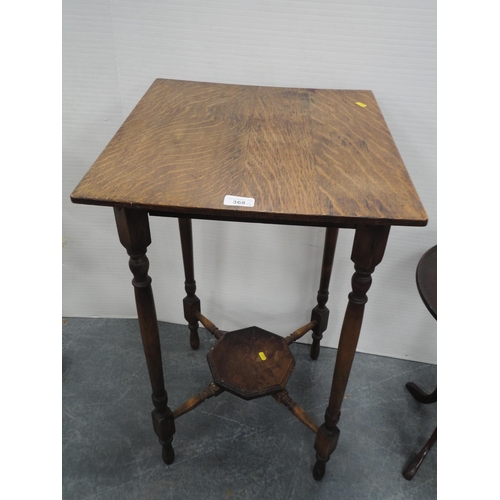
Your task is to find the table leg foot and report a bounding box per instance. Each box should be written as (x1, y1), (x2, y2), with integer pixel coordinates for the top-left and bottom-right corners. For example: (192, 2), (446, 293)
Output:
(161, 439), (175, 465)
(189, 335), (200, 350)
(151, 392), (176, 465)
(313, 412), (340, 480)
(313, 457), (327, 481)
(310, 344), (320, 360)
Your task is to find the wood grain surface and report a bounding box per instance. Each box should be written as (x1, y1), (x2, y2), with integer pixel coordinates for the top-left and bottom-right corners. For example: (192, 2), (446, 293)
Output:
(71, 79), (427, 226)
(207, 326), (296, 400)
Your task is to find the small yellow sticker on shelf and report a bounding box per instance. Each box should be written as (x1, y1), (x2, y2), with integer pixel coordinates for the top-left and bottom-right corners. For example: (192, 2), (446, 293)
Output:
(259, 352), (267, 361)
(356, 102), (367, 108)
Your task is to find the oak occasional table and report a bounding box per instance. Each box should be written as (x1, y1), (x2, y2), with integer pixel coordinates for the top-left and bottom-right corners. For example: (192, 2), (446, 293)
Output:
(70, 79), (428, 480)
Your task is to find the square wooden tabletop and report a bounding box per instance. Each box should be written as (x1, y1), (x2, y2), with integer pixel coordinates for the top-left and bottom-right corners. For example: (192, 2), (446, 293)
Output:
(71, 79), (427, 227)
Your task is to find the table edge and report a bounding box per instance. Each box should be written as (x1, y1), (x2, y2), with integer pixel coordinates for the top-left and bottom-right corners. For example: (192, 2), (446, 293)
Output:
(70, 195), (428, 228)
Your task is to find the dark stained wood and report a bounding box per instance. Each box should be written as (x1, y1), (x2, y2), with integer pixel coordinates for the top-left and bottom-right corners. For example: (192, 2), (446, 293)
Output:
(313, 224), (390, 480)
(403, 427), (437, 480)
(207, 326), (296, 400)
(403, 246), (436, 479)
(173, 383), (224, 420)
(310, 227), (339, 359)
(150, 210), (359, 228)
(178, 217), (201, 349)
(406, 383), (437, 405)
(71, 79), (427, 228)
(113, 207), (176, 465)
(272, 389), (319, 434)
(71, 79), (429, 481)
(416, 245), (437, 319)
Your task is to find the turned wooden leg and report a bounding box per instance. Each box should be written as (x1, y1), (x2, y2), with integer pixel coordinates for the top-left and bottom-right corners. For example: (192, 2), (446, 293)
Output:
(114, 207), (176, 464)
(313, 225), (390, 480)
(178, 217), (201, 350)
(310, 227), (339, 360)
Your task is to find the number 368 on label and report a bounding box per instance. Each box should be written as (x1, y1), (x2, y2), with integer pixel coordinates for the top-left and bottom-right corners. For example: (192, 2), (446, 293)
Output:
(223, 195), (255, 207)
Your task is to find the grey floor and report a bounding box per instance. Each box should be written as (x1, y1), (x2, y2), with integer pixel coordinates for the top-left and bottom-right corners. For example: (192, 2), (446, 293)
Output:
(62, 318), (437, 500)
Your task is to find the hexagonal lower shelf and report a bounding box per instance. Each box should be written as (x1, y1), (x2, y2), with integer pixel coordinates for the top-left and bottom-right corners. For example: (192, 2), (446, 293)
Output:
(207, 326), (296, 400)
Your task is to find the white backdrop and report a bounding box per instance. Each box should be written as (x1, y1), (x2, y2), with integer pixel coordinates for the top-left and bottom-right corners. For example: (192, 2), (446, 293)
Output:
(62, 0), (436, 363)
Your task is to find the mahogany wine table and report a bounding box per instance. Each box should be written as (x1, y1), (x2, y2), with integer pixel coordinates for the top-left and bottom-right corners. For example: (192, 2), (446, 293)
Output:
(71, 79), (427, 480)
(403, 245), (437, 480)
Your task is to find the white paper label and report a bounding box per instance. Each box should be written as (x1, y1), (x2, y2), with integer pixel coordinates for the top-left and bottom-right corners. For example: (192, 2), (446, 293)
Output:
(223, 195), (255, 207)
